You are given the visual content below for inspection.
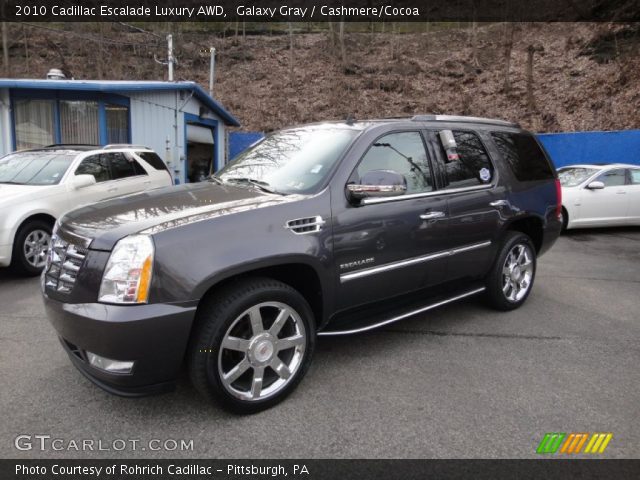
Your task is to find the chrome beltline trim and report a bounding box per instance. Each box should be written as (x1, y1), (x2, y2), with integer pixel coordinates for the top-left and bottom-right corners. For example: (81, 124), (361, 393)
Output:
(362, 184), (495, 205)
(318, 287), (486, 336)
(340, 240), (491, 283)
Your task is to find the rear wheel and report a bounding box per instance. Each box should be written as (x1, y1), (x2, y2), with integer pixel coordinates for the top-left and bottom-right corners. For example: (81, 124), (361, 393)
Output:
(11, 219), (52, 276)
(485, 231), (536, 311)
(188, 277), (316, 413)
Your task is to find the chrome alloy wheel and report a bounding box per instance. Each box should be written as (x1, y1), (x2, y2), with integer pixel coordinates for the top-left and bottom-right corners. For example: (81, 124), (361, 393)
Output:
(218, 302), (307, 401)
(23, 229), (51, 268)
(501, 243), (534, 302)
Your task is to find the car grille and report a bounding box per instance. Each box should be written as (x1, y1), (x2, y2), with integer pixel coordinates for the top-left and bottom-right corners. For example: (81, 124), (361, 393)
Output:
(44, 235), (88, 294)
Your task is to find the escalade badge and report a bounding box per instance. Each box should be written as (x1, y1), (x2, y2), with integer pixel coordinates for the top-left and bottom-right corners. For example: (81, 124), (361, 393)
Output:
(340, 258), (375, 270)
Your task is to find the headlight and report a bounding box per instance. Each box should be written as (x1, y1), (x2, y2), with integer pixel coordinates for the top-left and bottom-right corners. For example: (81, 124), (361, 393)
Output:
(98, 235), (154, 304)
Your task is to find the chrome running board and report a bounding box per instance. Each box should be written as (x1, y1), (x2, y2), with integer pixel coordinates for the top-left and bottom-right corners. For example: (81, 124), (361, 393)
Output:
(318, 287), (486, 336)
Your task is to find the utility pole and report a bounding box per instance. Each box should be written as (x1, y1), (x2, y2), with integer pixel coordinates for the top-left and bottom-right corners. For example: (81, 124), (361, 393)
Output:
(167, 34), (174, 81)
(208, 47), (215, 96)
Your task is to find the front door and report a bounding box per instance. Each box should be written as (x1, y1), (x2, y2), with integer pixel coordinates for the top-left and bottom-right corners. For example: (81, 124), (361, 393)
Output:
(577, 168), (629, 226)
(332, 131), (449, 310)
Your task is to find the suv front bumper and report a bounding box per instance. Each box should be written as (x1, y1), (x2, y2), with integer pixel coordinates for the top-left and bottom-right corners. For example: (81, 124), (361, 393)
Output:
(43, 293), (197, 397)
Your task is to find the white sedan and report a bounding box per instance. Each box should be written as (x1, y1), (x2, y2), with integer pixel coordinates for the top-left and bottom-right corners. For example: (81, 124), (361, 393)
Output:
(0, 145), (173, 275)
(558, 163), (640, 230)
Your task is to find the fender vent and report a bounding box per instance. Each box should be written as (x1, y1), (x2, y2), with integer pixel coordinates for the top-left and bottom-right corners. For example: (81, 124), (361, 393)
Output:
(285, 216), (326, 235)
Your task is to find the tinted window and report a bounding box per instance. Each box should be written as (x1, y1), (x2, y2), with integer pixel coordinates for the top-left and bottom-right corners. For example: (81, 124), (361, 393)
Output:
(491, 132), (554, 181)
(357, 131), (432, 194)
(136, 151), (168, 171)
(630, 169), (640, 185)
(437, 130), (493, 188)
(75, 155), (110, 183)
(597, 169), (626, 187)
(107, 152), (145, 180)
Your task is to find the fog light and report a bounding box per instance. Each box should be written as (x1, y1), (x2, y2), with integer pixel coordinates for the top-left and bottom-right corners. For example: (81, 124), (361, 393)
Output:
(86, 352), (134, 374)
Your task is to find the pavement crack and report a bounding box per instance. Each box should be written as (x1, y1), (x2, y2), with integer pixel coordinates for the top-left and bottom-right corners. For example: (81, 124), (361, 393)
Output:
(382, 329), (564, 340)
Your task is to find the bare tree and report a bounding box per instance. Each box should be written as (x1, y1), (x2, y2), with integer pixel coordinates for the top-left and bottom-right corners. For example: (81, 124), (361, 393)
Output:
(526, 43), (544, 111)
(1, 0), (8, 75)
(502, 23), (515, 92)
(288, 22), (294, 84)
(338, 21), (347, 67)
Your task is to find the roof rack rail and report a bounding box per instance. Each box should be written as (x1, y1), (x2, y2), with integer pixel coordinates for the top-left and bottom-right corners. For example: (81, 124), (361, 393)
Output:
(103, 144), (152, 150)
(410, 115), (520, 128)
(42, 144), (101, 151)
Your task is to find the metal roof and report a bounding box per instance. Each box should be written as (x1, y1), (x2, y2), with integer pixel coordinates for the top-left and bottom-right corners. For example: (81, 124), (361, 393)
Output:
(0, 78), (240, 127)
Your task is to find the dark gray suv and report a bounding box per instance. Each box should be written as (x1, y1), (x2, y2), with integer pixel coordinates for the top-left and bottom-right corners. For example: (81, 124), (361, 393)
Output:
(42, 115), (562, 412)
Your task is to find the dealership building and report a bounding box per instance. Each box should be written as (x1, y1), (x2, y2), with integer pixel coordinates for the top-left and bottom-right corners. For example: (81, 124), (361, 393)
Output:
(0, 78), (240, 183)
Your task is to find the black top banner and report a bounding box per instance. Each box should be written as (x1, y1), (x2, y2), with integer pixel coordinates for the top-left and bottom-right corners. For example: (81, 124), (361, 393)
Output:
(1, 0), (639, 22)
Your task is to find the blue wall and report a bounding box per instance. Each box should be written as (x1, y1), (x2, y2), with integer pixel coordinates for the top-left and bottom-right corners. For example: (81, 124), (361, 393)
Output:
(229, 132), (264, 159)
(229, 129), (640, 169)
(537, 130), (640, 168)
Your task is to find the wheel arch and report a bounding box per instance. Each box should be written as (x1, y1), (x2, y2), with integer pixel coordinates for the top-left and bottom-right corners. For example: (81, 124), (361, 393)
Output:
(503, 215), (544, 253)
(192, 256), (331, 332)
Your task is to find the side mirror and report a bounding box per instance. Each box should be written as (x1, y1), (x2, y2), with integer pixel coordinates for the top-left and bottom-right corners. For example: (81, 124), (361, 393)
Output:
(586, 181), (605, 190)
(71, 174), (97, 190)
(347, 169), (407, 201)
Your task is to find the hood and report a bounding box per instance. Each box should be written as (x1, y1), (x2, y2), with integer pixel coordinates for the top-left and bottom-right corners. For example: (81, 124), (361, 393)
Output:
(0, 183), (57, 207)
(59, 182), (297, 250)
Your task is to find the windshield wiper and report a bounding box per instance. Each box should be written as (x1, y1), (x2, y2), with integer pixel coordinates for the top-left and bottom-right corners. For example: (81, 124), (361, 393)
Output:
(222, 177), (285, 195)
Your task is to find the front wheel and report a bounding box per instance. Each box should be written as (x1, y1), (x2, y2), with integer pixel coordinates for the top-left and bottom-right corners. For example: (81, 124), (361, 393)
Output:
(188, 277), (316, 413)
(485, 232), (536, 311)
(11, 220), (52, 276)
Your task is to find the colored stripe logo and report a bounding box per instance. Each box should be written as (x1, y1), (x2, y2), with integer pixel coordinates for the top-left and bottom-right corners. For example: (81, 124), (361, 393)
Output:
(536, 433), (612, 454)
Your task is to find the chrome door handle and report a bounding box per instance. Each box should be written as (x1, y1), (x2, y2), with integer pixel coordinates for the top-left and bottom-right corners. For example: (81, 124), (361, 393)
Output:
(420, 211), (445, 220)
(615, 191), (627, 195)
(489, 200), (509, 207)
(107, 187), (118, 192)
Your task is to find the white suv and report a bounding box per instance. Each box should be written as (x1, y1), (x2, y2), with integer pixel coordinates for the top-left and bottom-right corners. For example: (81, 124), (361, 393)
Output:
(0, 144), (173, 275)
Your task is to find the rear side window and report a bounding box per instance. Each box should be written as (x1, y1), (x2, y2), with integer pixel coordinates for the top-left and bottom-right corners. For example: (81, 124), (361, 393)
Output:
(491, 131), (554, 181)
(136, 151), (169, 172)
(436, 130), (494, 189)
(105, 152), (147, 180)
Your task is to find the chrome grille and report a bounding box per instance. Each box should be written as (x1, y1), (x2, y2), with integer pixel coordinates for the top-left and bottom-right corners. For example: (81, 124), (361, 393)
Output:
(44, 235), (87, 294)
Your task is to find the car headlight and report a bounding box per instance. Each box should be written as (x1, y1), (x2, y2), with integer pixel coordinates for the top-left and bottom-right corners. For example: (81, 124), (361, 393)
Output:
(98, 235), (154, 304)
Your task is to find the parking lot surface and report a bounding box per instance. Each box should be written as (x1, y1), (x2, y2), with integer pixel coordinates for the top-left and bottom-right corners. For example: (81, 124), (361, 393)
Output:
(1, 228), (638, 459)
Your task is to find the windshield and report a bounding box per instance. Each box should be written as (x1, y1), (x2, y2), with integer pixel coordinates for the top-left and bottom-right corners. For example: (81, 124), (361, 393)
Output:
(0, 151), (76, 186)
(558, 167), (599, 187)
(216, 127), (359, 194)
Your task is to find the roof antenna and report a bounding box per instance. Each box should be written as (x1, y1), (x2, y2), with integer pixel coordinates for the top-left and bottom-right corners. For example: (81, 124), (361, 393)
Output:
(345, 114), (356, 126)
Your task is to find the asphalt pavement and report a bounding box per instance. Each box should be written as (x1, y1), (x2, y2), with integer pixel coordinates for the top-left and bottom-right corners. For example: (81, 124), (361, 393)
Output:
(1, 227), (638, 459)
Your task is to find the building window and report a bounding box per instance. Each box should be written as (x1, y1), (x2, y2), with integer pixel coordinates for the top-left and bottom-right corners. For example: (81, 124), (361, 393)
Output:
(14, 99), (55, 149)
(60, 100), (99, 145)
(106, 104), (129, 143)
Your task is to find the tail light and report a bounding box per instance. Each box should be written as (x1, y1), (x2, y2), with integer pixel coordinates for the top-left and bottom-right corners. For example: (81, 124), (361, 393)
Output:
(555, 179), (562, 220)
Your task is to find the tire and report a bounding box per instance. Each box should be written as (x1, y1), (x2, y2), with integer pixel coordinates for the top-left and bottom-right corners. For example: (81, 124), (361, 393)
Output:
(188, 277), (316, 414)
(11, 219), (53, 276)
(560, 207), (569, 232)
(485, 231), (537, 311)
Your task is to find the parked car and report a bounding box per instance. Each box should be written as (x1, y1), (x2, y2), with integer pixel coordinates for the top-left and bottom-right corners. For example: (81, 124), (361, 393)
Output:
(558, 164), (640, 230)
(42, 115), (561, 413)
(0, 144), (172, 275)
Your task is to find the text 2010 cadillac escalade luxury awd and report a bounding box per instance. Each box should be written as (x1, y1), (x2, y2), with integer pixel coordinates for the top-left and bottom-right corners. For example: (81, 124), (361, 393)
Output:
(42, 115), (561, 413)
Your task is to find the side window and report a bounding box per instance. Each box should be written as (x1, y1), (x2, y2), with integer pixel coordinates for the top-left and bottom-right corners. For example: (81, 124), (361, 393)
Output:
(75, 155), (111, 183)
(136, 151), (169, 172)
(491, 131), (554, 181)
(629, 169), (640, 185)
(437, 130), (494, 189)
(107, 152), (145, 180)
(356, 131), (433, 194)
(597, 169), (626, 187)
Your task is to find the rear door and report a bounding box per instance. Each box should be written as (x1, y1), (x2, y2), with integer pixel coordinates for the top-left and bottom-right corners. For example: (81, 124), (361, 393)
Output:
(104, 152), (152, 195)
(428, 128), (503, 282)
(624, 168), (640, 224)
(578, 168), (629, 226)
